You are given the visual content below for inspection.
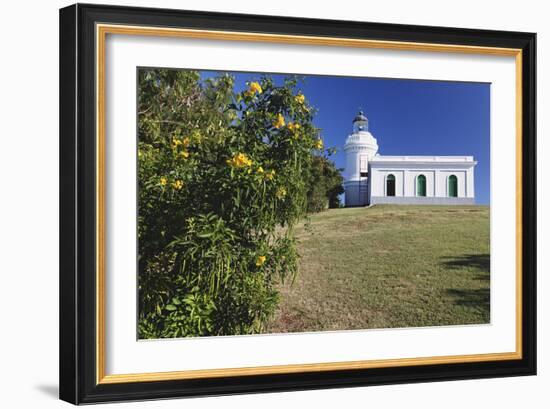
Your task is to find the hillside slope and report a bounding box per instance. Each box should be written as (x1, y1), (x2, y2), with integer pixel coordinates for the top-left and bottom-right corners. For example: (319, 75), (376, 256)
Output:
(266, 205), (490, 333)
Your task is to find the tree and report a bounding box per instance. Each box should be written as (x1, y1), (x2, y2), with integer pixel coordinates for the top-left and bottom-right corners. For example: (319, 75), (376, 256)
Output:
(137, 69), (323, 338)
(306, 155), (344, 212)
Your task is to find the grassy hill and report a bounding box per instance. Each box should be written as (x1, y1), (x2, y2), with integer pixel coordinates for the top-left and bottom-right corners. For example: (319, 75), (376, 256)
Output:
(266, 205), (490, 333)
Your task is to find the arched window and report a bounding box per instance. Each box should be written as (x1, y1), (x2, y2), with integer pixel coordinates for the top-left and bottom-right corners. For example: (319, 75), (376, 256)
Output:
(416, 174), (426, 197)
(386, 174), (396, 196)
(448, 175), (458, 197)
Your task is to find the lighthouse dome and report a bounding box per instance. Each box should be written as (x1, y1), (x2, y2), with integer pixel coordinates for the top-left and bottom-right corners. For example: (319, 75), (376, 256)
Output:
(344, 110), (378, 157)
(353, 110), (368, 123)
(352, 110), (369, 133)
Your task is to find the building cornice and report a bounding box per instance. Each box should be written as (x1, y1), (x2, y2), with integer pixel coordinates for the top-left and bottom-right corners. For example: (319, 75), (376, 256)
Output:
(369, 155), (477, 167)
(370, 155), (475, 162)
(369, 161), (477, 167)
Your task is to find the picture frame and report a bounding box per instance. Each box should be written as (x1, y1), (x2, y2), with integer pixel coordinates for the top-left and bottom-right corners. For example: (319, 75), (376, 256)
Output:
(59, 3), (536, 404)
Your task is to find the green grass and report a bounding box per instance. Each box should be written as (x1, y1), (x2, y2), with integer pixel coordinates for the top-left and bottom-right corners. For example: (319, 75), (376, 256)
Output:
(265, 205), (490, 333)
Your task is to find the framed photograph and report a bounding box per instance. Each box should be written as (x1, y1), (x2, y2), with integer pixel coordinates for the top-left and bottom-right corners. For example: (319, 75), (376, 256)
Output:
(59, 3), (536, 404)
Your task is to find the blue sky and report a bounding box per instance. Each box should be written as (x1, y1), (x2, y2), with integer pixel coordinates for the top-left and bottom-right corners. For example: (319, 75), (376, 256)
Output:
(200, 70), (490, 205)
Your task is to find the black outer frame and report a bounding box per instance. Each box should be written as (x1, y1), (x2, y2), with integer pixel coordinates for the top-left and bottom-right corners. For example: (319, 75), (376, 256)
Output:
(59, 3), (537, 405)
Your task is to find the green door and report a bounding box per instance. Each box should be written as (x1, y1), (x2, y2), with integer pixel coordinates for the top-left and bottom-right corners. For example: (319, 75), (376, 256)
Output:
(416, 175), (426, 197)
(448, 175), (458, 197)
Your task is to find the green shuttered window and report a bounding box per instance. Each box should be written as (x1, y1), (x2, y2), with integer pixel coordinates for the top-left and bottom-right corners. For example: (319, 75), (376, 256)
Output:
(448, 175), (458, 197)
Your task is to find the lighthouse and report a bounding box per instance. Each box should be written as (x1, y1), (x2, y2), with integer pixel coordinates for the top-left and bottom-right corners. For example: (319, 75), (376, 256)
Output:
(343, 111), (379, 206)
(343, 109), (477, 207)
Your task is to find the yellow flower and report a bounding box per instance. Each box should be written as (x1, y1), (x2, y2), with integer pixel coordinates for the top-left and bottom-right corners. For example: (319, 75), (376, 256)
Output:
(273, 113), (285, 129)
(251, 82), (263, 93)
(265, 169), (276, 181)
(276, 187), (287, 199)
(182, 137), (190, 147)
(171, 180), (184, 190)
(287, 122), (301, 133)
(295, 93), (305, 104)
(315, 139), (324, 150)
(171, 138), (182, 149)
(227, 152), (253, 168)
(256, 255), (267, 267)
(179, 150), (190, 159)
(257, 166), (264, 174)
(159, 176), (168, 186)
(245, 81), (263, 97)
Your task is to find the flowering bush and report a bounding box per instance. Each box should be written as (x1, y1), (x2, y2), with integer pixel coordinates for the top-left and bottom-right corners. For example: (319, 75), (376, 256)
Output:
(137, 69), (323, 338)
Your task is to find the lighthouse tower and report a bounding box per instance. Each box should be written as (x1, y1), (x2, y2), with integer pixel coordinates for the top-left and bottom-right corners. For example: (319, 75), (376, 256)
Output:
(344, 111), (379, 206)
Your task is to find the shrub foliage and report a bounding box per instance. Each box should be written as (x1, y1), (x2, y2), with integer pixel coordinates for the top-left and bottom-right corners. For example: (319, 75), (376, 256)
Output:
(137, 69), (332, 338)
(307, 155), (345, 212)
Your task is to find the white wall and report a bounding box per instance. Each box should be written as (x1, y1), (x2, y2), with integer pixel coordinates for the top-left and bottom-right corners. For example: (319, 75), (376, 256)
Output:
(344, 133), (379, 181)
(344, 148), (371, 181)
(0, 1), (547, 408)
(371, 170), (406, 196)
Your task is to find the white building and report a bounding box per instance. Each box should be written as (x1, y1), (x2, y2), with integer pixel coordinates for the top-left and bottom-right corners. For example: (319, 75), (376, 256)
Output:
(344, 111), (477, 207)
